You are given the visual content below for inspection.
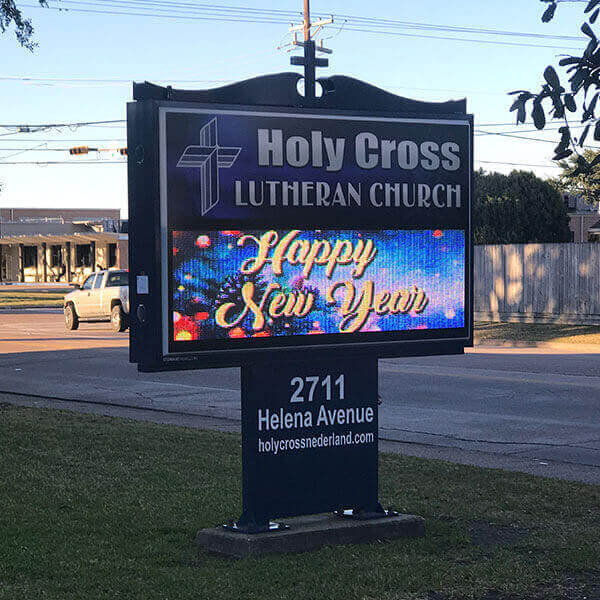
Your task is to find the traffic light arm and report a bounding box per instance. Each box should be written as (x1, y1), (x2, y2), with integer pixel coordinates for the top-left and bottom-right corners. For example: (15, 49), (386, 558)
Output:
(68, 146), (126, 155)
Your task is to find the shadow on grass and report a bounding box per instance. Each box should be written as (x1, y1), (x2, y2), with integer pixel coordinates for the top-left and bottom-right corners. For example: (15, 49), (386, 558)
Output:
(475, 321), (600, 344)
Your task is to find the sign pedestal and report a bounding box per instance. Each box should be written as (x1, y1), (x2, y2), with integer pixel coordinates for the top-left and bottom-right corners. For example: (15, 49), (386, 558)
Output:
(199, 355), (426, 556)
(224, 358), (400, 535)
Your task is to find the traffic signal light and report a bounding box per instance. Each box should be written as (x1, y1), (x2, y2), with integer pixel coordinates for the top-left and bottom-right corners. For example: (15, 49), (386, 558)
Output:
(69, 146), (89, 155)
(118, 148), (127, 156)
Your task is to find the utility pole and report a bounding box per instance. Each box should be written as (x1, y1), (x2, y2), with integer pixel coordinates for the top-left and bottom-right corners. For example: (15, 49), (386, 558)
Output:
(289, 0), (333, 100)
(303, 0), (310, 42)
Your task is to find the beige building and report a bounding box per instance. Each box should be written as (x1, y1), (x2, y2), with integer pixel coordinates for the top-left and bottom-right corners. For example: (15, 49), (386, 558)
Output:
(0, 208), (128, 284)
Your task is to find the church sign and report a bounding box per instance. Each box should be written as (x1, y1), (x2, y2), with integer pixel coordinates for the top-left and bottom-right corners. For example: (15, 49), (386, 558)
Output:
(129, 96), (472, 372)
(127, 71), (472, 532)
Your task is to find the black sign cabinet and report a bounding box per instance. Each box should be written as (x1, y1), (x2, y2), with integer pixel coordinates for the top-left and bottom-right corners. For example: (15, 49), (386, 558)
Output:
(127, 43), (473, 532)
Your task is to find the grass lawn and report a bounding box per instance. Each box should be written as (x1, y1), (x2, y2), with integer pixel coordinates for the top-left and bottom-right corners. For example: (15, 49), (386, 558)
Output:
(0, 291), (64, 308)
(1, 404), (599, 600)
(475, 321), (600, 345)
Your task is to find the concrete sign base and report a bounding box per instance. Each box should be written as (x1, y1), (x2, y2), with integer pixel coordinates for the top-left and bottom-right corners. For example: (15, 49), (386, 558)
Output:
(196, 513), (425, 558)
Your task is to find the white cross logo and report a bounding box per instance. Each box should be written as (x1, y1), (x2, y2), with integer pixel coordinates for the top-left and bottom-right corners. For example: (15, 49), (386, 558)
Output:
(177, 118), (241, 216)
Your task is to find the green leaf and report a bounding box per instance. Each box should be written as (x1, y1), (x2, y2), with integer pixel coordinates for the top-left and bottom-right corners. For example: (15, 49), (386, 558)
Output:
(509, 94), (531, 124)
(542, 2), (557, 22)
(553, 99), (565, 119)
(580, 123), (591, 145)
(564, 94), (577, 112)
(571, 69), (585, 93)
(553, 149), (573, 161)
(581, 21), (597, 40)
(559, 57), (580, 66)
(583, 92), (599, 120)
(532, 101), (546, 129)
(585, 0), (600, 14)
(555, 126), (571, 153)
(544, 66), (561, 89)
(509, 98), (520, 112)
(584, 37), (598, 58)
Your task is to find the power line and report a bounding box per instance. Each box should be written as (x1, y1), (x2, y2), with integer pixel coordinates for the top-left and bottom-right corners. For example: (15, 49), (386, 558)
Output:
(27, 1), (294, 25)
(24, 1), (586, 50)
(49, 0), (588, 42)
(0, 147), (122, 151)
(0, 123), (582, 141)
(329, 11), (583, 41)
(0, 138), (126, 142)
(0, 119), (124, 129)
(0, 75), (234, 86)
(476, 160), (561, 169)
(0, 135), (579, 150)
(0, 144), (49, 161)
(0, 160), (126, 165)
(474, 122), (561, 128)
(0, 75), (526, 97)
(475, 124), (585, 133)
(334, 25), (584, 50)
(475, 129), (600, 150)
(1, 115), (585, 135)
(0, 159), (564, 169)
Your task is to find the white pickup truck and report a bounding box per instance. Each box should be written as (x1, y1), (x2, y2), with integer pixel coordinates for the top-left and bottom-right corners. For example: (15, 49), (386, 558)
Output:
(64, 270), (129, 332)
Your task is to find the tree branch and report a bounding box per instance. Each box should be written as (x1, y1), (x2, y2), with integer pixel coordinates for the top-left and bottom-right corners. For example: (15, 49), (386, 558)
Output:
(0, 0), (48, 50)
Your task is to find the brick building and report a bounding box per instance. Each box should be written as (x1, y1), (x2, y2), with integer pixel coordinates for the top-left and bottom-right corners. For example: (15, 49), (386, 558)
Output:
(564, 194), (600, 242)
(0, 208), (128, 283)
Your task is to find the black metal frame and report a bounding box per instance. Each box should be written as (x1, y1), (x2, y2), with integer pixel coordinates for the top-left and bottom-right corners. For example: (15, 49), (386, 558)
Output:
(128, 73), (473, 372)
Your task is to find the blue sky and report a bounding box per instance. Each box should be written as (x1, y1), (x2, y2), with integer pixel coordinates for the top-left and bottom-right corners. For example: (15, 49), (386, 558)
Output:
(0, 0), (591, 216)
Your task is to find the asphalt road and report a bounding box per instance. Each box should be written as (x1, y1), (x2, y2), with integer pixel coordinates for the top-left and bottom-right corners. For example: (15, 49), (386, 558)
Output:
(1, 309), (600, 484)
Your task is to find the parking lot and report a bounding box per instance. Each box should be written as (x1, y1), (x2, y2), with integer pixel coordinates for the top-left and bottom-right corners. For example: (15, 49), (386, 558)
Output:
(2, 308), (600, 484)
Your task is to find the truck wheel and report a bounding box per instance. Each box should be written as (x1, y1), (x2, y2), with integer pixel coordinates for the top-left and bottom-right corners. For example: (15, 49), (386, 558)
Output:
(111, 304), (128, 332)
(65, 304), (79, 330)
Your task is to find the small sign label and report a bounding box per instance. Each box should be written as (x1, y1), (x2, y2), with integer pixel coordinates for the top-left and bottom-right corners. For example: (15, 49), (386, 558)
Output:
(136, 275), (149, 295)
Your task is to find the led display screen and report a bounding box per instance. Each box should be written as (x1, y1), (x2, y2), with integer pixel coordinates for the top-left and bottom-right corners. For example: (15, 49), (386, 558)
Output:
(171, 229), (465, 342)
